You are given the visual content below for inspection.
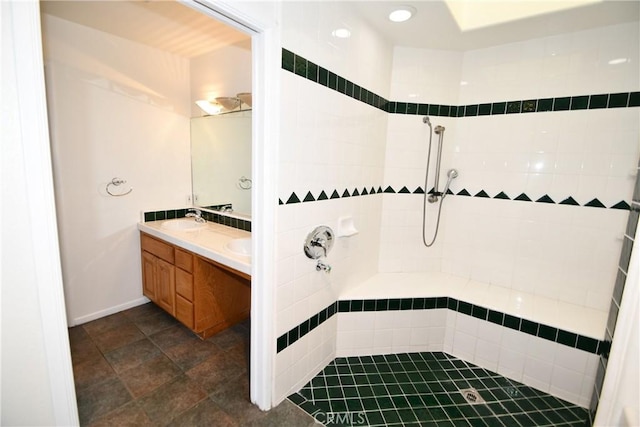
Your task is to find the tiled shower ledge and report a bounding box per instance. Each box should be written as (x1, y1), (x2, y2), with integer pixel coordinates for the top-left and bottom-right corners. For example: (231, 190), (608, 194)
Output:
(340, 272), (606, 341)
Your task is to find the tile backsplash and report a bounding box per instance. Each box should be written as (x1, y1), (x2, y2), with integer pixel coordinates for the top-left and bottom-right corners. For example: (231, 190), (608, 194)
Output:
(143, 208), (251, 232)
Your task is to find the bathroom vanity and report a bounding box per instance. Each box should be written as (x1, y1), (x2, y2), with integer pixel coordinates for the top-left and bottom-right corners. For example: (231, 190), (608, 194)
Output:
(138, 218), (251, 339)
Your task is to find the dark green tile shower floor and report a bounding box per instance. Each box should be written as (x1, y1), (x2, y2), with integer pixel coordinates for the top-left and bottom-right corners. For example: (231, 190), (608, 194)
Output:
(288, 352), (588, 427)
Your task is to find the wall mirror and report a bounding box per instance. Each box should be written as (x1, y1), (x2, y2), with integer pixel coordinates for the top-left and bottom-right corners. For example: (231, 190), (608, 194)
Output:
(190, 112), (252, 218)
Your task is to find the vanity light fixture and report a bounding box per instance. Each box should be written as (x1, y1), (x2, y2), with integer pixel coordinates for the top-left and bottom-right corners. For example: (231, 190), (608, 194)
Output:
(389, 5), (416, 22)
(237, 92), (252, 107)
(195, 99), (223, 115)
(196, 93), (251, 115)
(215, 96), (241, 111)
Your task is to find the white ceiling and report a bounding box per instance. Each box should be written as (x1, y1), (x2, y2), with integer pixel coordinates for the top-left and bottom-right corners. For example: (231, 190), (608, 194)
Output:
(352, 0), (640, 51)
(40, 0), (639, 56)
(40, 0), (250, 58)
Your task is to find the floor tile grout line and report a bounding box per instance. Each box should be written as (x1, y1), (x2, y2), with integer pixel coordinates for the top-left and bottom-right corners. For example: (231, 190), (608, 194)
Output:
(82, 318), (200, 425)
(291, 350), (589, 427)
(72, 306), (266, 427)
(370, 356), (406, 424)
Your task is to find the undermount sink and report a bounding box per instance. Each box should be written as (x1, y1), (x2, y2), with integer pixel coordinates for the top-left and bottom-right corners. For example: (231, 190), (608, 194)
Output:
(161, 218), (206, 231)
(225, 237), (251, 257)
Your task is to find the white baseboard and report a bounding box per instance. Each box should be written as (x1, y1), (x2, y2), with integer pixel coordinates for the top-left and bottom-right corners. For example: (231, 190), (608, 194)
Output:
(70, 297), (150, 326)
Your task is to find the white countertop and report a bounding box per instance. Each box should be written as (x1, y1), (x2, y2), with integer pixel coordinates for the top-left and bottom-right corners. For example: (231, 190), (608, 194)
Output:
(138, 219), (251, 276)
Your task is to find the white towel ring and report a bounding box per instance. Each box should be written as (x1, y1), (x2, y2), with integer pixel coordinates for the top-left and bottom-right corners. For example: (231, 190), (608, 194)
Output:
(238, 176), (252, 190)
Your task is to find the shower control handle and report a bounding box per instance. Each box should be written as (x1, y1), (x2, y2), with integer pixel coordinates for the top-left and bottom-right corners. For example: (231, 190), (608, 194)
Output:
(304, 226), (335, 260)
(310, 237), (328, 257)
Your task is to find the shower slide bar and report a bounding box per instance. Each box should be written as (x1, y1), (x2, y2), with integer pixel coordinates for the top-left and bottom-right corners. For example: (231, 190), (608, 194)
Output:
(422, 116), (458, 247)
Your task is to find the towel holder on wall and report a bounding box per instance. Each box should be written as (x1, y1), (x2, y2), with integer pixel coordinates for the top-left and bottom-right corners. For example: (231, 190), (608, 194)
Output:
(238, 176), (252, 190)
(106, 177), (133, 197)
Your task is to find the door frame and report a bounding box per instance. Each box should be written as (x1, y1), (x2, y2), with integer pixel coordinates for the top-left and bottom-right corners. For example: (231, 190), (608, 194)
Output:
(181, 0), (280, 410)
(4, 1), (79, 424)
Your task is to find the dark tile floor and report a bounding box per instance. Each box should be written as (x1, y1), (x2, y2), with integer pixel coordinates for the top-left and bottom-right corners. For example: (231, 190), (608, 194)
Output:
(69, 302), (315, 426)
(289, 352), (589, 427)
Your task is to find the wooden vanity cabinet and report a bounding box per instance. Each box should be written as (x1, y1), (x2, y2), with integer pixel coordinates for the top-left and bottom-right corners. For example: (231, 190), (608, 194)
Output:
(140, 232), (250, 339)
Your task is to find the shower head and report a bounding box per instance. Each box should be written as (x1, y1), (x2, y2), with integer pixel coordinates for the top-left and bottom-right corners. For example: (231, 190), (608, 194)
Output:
(423, 116), (431, 126)
(442, 169), (459, 200)
(434, 125), (445, 134)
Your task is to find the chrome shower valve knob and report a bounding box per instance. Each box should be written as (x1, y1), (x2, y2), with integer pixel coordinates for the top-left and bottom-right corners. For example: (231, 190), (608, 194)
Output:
(304, 226), (335, 260)
(316, 261), (331, 273)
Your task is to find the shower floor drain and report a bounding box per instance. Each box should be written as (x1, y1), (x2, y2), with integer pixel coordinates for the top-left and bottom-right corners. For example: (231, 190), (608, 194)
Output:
(460, 388), (485, 405)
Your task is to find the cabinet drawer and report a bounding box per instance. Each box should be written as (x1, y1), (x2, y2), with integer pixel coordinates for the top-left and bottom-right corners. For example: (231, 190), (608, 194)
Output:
(176, 268), (193, 301)
(141, 233), (174, 263)
(175, 295), (193, 329)
(175, 248), (193, 273)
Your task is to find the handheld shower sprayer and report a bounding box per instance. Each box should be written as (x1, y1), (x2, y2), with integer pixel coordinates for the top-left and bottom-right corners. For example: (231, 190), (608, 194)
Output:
(442, 168), (459, 199)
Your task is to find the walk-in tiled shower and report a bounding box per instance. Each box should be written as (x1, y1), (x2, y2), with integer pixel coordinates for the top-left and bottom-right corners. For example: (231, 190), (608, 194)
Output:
(274, 2), (638, 424)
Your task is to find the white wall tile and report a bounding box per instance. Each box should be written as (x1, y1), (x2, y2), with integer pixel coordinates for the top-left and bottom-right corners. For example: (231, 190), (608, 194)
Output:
(382, 22), (638, 310)
(452, 330), (477, 361)
(391, 328), (412, 349)
(523, 357), (554, 389)
(554, 344), (590, 373)
(374, 329), (394, 349)
(427, 327), (446, 349)
(410, 328), (429, 346)
(474, 338), (500, 367)
(550, 365), (585, 404)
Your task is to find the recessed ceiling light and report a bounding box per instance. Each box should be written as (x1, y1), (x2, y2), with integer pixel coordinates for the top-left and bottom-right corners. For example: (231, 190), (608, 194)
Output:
(332, 28), (351, 38)
(389, 6), (416, 23)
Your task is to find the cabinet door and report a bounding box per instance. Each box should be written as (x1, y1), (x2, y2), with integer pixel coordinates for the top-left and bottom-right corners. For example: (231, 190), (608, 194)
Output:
(156, 258), (176, 315)
(141, 251), (157, 301)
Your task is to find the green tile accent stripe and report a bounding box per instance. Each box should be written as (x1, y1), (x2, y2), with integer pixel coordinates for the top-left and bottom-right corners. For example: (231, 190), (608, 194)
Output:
(277, 302), (338, 353)
(280, 187), (630, 211)
(282, 48), (640, 117)
(143, 208), (251, 232)
(289, 352), (588, 426)
(276, 296), (604, 355)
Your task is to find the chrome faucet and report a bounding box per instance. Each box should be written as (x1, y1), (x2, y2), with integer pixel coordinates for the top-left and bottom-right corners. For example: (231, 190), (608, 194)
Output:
(186, 208), (206, 223)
